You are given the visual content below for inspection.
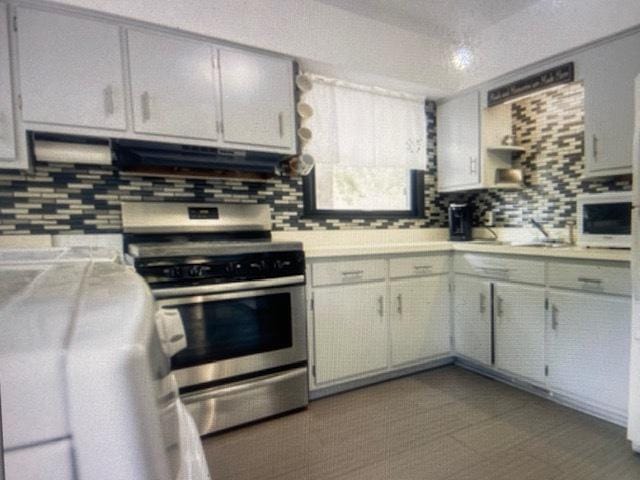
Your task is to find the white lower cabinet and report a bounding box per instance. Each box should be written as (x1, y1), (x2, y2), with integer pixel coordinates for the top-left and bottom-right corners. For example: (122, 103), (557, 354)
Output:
(493, 283), (546, 383)
(312, 282), (388, 385)
(547, 289), (631, 417)
(453, 275), (491, 365)
(390, 275), (450, 367)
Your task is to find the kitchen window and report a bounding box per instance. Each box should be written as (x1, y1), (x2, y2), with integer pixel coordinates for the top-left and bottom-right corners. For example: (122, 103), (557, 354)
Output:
(301, 75), (427, 217)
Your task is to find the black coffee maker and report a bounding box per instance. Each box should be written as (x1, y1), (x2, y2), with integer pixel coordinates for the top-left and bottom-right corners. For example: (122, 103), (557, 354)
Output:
(449, 203), (472, 241)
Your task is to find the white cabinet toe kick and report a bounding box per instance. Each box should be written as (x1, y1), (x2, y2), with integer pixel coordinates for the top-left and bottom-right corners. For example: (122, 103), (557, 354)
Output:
(306, 251), (631, 427)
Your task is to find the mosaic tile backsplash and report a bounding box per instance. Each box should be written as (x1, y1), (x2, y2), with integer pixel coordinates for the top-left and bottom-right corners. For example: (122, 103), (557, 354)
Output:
(0, 102), (446, 234)
(468, 81), (632, 228)
(0, 86), (631, 235)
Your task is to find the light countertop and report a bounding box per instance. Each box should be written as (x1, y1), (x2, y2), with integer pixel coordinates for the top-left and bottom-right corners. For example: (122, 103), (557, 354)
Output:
(304, 241), (630, 262)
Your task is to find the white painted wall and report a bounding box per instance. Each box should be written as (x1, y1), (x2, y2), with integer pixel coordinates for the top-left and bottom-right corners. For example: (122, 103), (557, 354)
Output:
(464, 0), (640, 90)
(42, 0), (457, 97)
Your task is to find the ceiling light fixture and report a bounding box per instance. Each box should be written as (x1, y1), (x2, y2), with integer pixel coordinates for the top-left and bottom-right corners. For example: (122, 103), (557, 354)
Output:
(451, 43), (474, 71)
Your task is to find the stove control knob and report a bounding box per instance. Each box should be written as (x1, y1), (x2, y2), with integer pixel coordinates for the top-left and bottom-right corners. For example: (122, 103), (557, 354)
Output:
(249, 262), (264, 273)
(163, 267), (181, 279)
(188, 266), (201, 277)
(275, 260), (292, 270)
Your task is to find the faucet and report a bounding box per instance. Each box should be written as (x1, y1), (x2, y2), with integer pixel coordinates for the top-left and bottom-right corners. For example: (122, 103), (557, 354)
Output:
(481, 224), (498, 240)
(530, 218), (551, 240)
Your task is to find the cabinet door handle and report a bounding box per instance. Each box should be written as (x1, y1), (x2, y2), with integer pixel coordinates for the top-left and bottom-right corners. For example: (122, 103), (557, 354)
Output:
(397, 293), (402, 315)
(577, 277), (602, 284)
(377, 296), (384, 318)
(469, 156), (473, 174)
(551, 305), (559, 330)
(592, 134), (598, 162)
(103, 85), (114, 116)
(278, 112), (284, 138)
(413, 265), (433, 272)
(141, 91), (151, 122)
(341, 270), (364, 276)
(496, 296), (504, 319)
(479, 293), (486, 314)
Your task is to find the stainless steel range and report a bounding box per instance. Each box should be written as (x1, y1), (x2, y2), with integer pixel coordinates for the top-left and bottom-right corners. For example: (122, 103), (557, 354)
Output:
(122, 202), (308, 435)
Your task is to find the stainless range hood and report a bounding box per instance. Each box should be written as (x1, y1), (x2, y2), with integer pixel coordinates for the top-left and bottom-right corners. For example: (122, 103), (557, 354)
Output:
(113, 139), (288, 176)
(29, 133), (291, 178)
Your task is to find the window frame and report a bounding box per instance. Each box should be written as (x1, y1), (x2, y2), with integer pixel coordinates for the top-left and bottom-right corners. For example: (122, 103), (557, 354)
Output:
(302, 168), (425, 219)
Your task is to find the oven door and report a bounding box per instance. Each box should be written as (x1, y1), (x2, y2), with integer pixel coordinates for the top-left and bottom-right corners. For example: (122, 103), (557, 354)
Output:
(156, 283), (306, 389)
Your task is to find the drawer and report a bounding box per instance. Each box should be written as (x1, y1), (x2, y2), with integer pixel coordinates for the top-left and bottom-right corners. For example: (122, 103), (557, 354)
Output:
(454, 253), (544, 285)
(548, 261), (630, 295)
(312, 258), (386, 286)
(389, 254), (449, 278)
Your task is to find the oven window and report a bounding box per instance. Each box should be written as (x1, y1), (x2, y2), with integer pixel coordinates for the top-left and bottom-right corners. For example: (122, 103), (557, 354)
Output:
(171, 293), (293, 369)
(583, 203), (631, 235)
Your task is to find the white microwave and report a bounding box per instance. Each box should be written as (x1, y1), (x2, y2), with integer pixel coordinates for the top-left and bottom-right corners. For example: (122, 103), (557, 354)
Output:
(577, 192), (632, 248)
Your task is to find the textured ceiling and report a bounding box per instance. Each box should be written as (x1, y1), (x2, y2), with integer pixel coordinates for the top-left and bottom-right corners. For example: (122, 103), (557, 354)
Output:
(315, 0), (540, 41)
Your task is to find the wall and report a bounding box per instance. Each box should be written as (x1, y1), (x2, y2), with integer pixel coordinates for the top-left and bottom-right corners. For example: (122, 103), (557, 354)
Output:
(0, 104), (446, 235)
(462, 81), (632, 228)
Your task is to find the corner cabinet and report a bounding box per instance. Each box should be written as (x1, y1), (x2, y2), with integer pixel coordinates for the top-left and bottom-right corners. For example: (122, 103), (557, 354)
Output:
(437, 91), (481, 192)
(15, 7), (127, 131)
(452, 275), (491, 365)
(582, 32), (640, 178)
(0, 4), (17, 167)
(307, 254), (452, 393)
(389, 275), (450, 367)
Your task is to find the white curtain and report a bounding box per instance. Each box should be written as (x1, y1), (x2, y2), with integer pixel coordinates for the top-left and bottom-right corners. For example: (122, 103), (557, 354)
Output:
(303, 75), (426, 170)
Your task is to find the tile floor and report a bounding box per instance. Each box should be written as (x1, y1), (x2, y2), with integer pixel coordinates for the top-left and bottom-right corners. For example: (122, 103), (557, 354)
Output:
(202, 366), (640, 480)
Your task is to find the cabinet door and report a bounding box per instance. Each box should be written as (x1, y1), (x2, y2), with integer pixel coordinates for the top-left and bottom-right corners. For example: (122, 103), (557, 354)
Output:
(0, 5), (16, 164)
(437, 90), (481, 191)
(583, 33), (640, 177)
(453, 275), (491, 364)
(219, 48), (294, 149)
(16, 7), (125, 130)
(390, 276), (450, 366)
(313, 282), (387, 384)
(127, 30), (218, 140)
(494, 283), (545, 383)
(547, 290), (631, 415)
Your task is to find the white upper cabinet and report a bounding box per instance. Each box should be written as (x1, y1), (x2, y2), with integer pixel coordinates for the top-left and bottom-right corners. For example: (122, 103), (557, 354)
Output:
(582, 33), (640, 178)
(0, 5), (16, 166)
(219, 48), (294, 150)
(493, 283), (545, 384)
(127, 30), (218, 140)
(15, 7), (126, 131)
(453, 274), (492, 365)
(390, 276), (450, 367)
(437, 90), (481, 192)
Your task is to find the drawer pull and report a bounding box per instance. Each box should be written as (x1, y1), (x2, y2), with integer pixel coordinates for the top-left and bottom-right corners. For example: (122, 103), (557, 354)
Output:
(413, 265), (433, 271)
(341, 270), (364, 276)
(397, 294), (403, 315)
(480, 267), (510, 275)
(377, 296), (384, 318)
(577, 277), (602, 284)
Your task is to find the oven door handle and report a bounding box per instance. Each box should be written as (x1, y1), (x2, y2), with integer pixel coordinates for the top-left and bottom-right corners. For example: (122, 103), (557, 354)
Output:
(152, 275), (305, 299)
